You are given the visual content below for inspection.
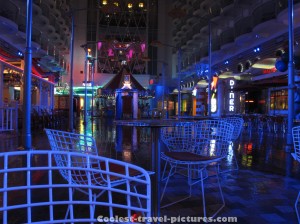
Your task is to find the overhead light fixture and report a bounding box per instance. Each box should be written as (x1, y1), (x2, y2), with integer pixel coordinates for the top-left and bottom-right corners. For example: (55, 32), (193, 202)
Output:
(237, 63), (244, 73)
(102, 0), (107, 5)
(245, 60), (252, 69)
(253, 47), (260, 53)
(252, 58), (277, 69)
(128, 3), (133, 8)
(139, 2), (144, 8)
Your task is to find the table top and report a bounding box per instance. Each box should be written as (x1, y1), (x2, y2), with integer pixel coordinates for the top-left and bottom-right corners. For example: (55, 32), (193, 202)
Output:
(175, 115), (217, 120)
(114, 119), (194, 127)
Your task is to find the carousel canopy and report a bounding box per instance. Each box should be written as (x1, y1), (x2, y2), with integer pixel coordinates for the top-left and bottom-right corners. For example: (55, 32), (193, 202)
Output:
(102, 66), (145, 91)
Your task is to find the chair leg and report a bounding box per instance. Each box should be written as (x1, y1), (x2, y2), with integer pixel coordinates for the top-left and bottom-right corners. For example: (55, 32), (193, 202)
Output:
(295, 191), (300, 223)
(161, 160), (169, 182)
(200, 166), (225, 218)
(160, 166), (175, 202)
(200, 171), (207, 218)
(160, 164), (192, 208)
(211, 167), (225, 217)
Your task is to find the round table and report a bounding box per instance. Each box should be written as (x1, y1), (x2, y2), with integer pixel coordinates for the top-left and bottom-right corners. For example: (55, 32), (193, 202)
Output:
(115, 119), (193, 219)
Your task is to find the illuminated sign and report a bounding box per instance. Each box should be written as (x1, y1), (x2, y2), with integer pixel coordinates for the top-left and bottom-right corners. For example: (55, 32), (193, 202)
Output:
(82, 81), (92, 87)
(205, 76), (218, 113)
(211, 76), (218, 113)
(229, 80), (235, 112)
(211, 98), (217, 113)
(262, 67), (276, 74)
(192, 87), (197, 96)
(121, 75), (132, 89)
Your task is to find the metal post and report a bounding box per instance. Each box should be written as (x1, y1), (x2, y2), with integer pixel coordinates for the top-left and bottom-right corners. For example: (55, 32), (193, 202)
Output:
(83, 48), (88, 127)
(177, 48), (182, 116)
(91, 59), (95, 118)
(22, 0), (32, 150)
(287, 0), (295, 151)
(207, 20), (212, 117)
(162, 62), (166, 111)
(68, 13), (75, 132)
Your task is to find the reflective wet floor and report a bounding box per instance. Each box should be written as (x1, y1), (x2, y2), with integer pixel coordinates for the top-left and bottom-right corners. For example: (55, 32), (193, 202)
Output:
(1, 117), (300, 223)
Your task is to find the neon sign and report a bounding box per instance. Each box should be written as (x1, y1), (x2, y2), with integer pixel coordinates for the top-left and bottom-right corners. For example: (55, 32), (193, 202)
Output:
(229, 80), (235, 112)
(211, 76), (218, 113)
(262, 67), (276, 74)
(192, 87), (197, 97)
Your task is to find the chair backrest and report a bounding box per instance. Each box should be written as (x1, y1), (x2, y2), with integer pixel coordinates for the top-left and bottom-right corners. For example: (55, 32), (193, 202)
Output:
(194, 119), (234, 157)
(292, 126), (300, 162)
(222, 117), (244, 141)
(160, 122), (195, 152)
(0, 150), (151, 223)
(45, 128), (98, 155)
(45, 129), (101, 184)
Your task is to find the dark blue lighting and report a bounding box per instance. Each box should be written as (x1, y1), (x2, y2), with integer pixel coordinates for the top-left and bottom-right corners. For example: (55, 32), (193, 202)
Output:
(18, 51), (23, 57)
(224, 60), (229, 65)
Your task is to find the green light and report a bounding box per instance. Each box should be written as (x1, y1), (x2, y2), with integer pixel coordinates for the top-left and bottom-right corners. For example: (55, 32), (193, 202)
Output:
(76, 93), (94, 96)
(73, 85), (102, 90)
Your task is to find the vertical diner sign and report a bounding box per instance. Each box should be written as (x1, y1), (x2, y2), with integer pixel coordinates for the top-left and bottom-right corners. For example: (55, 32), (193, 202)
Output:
(229, 79), (235, 112)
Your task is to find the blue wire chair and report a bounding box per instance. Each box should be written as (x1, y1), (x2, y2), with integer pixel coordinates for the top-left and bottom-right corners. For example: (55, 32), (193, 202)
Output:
(0, 150), (151, 223)
(220, 116), (244, 172)
(292, 126), (300, 224)
(45, 129), (151, 222)
(160, 120), (234, 217)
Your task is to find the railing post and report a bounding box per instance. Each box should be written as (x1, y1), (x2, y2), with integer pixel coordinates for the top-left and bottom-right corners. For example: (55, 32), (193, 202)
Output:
(14, 104), (18, 132)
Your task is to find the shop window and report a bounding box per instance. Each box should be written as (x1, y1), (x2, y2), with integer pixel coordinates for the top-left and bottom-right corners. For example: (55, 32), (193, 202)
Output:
(270, 89), (288, 110)
(182, 100), (187, 114)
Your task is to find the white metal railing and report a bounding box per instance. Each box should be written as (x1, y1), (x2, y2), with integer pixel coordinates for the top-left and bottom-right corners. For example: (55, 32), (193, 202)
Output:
(0, 107), (18, 132)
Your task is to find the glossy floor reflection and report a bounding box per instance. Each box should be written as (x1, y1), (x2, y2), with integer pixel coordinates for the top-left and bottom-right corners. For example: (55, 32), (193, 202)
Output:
(1, 117), (300, 223)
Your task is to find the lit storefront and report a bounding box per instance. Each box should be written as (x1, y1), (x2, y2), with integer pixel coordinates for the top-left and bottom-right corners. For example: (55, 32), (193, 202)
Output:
(269, 87), (288, 115)
(0, 59), (55, 111)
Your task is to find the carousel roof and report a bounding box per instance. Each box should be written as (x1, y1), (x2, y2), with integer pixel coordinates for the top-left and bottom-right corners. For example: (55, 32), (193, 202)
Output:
(102, 66), (145, 91)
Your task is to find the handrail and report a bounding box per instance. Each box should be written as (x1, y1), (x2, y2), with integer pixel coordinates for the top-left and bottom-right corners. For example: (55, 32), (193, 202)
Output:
(0, 106), (18, 132)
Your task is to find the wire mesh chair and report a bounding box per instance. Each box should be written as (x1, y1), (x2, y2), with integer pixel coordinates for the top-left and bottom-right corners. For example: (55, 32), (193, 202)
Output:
(0, 150), (151, 223)
(220, 117), (244, 172)
(292, 126), (300, 223)
(44, 129), (151, 222)
(160, 120), (234, 217)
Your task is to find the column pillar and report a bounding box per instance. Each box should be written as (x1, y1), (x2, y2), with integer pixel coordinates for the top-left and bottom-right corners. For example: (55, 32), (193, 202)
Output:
(115, 89), (123, 120)
(132, 89), (138, 119)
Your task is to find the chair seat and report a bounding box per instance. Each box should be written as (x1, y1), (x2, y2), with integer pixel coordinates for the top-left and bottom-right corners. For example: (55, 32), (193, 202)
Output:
(163, 151), (220, 162)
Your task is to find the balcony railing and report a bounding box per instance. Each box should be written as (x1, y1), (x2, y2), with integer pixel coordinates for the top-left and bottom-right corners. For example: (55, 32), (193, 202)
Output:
(0, 106), (18, 132)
